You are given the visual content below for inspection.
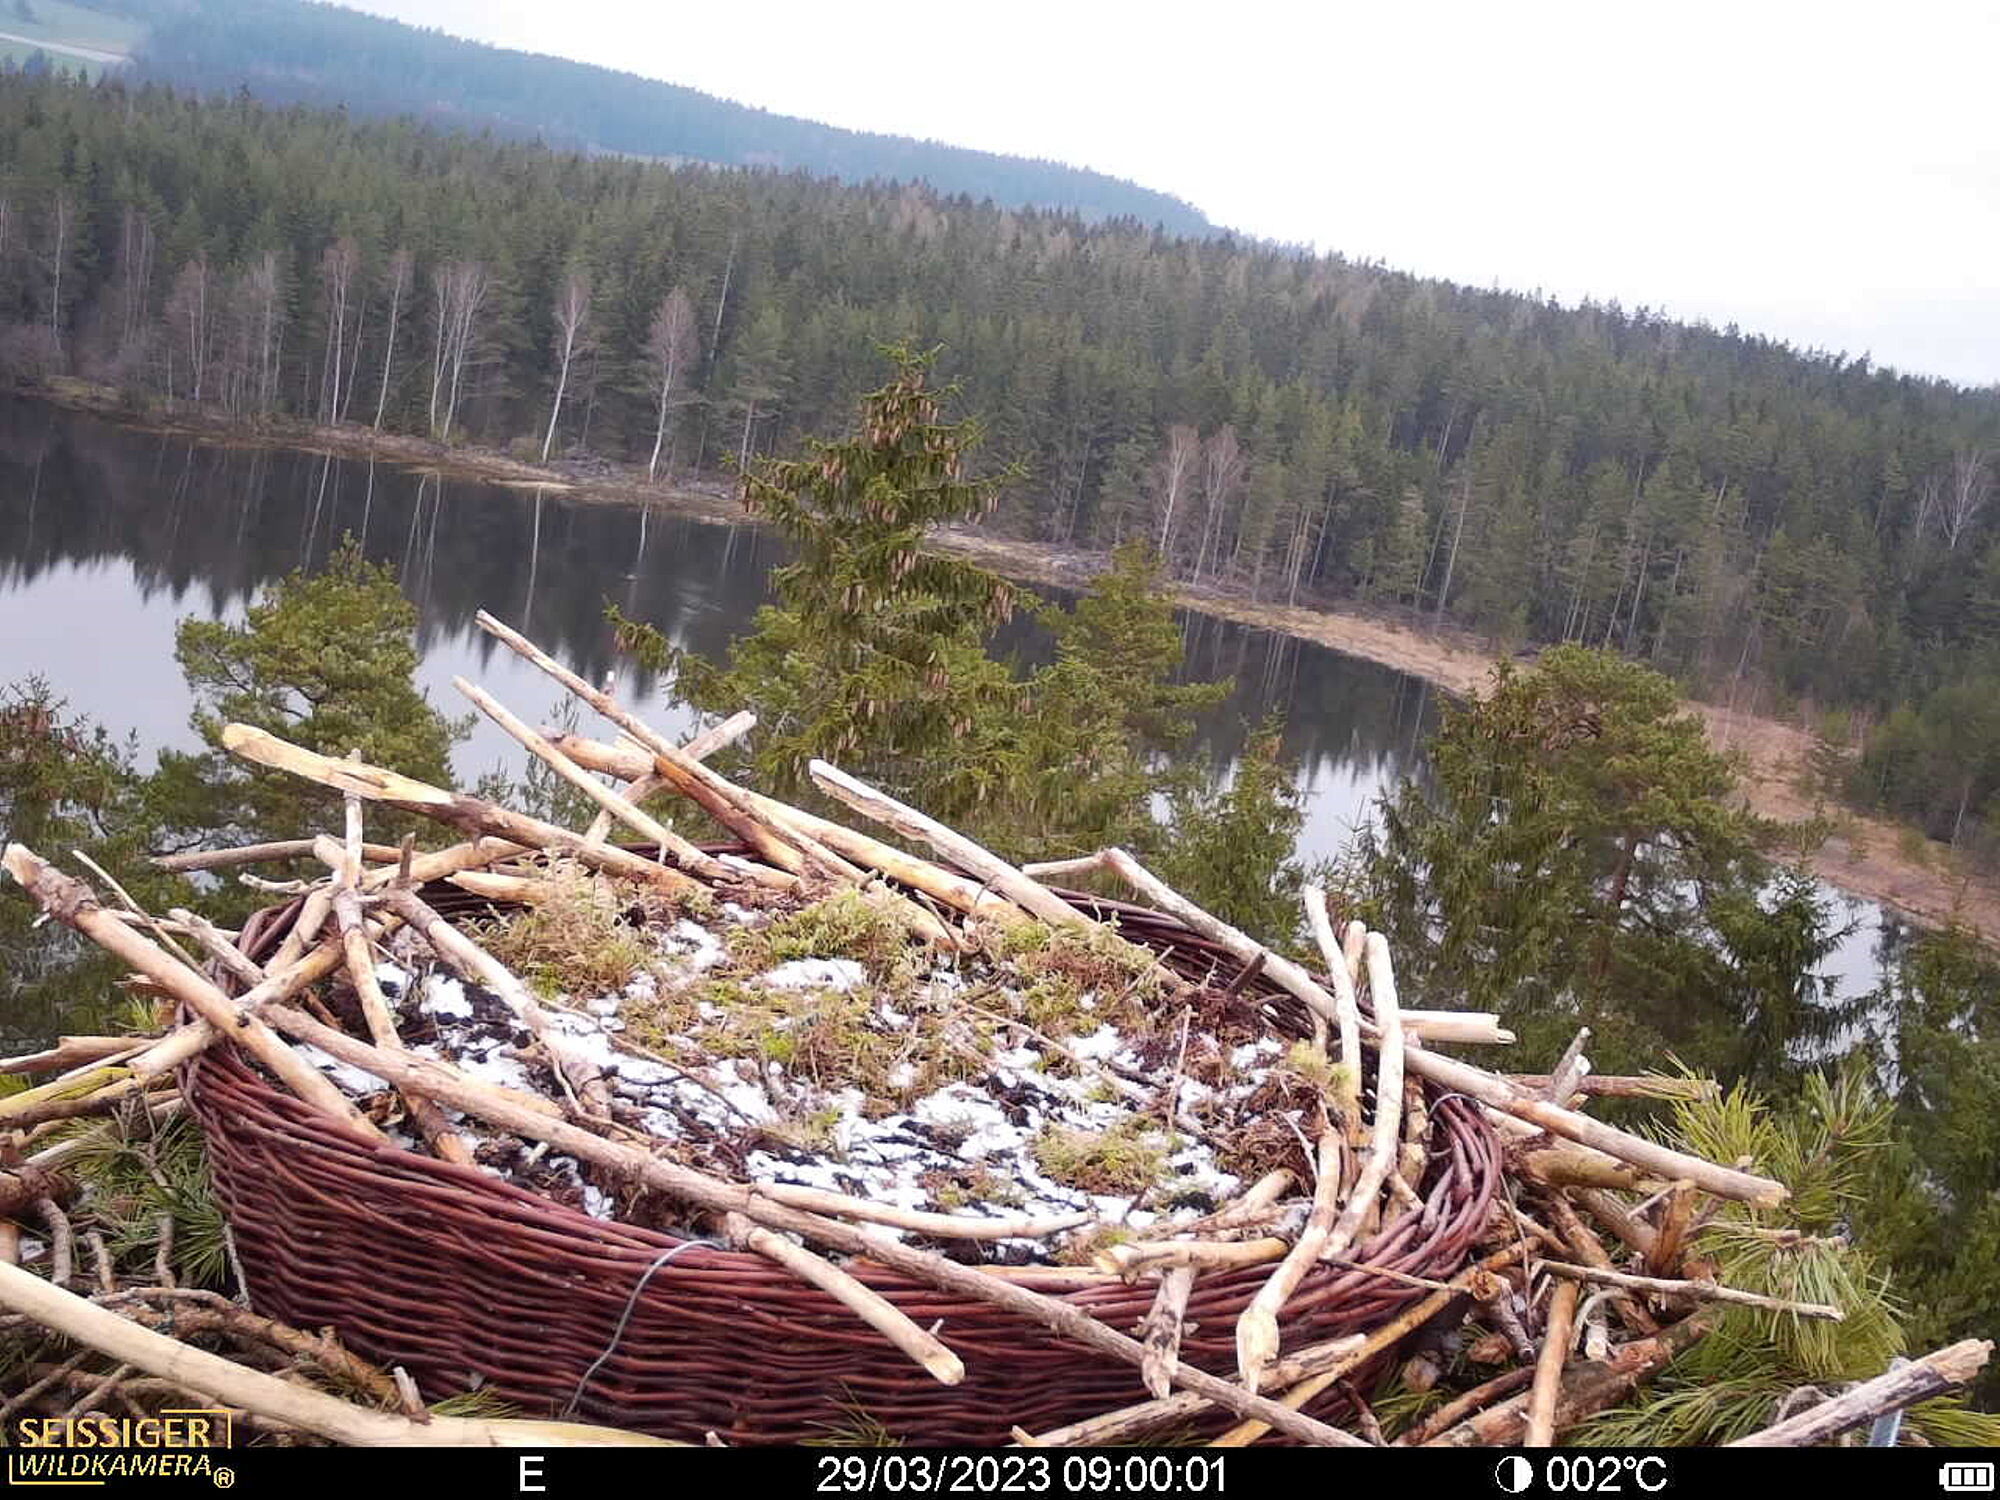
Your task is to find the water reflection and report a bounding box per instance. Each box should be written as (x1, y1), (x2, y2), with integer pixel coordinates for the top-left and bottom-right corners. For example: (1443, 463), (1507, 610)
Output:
(0, 394), (1892, 1001)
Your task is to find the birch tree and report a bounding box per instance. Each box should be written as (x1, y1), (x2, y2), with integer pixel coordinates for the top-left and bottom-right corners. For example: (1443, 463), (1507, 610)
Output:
(540, 269), (591, 462)
(1942, 449), (1992, 552)
(1152, 423), (1199, 569)
(644, 284), (698, 481)
(242, 251), (283, 417)
(162, 256), (212, 402)
(316, 237), (360, 425)
(43, 191), (70, 356)
(428, 259), (487, 442)
(371, 247), (411, 431)
(1191, 424), (1245, 585)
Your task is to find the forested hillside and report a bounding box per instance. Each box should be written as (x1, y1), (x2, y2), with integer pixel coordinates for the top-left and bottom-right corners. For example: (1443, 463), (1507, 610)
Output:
(104, 0), (1210, 235)
(2, 70), (1999, 859)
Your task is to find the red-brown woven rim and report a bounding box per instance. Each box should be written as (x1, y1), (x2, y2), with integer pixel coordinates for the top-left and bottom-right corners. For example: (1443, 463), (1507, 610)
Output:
(183, 869), (1500, 1445)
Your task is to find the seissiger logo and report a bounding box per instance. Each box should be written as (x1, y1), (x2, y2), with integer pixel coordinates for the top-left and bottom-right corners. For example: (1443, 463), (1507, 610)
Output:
(6, 1409), (235, 1488)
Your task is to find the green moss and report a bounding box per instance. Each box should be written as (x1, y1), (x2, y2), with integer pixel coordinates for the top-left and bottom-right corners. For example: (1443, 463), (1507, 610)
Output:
(1056, 1222), (1135, 1267)
(470, 860), (660, 998)
(999, 920), (1166, 1039)
(928, 1166), (1028, 1211)
(769, 1104), (846, 1154)
(625, 969), (968, 1110)
(1031, 1118), (1171, 1196)
(730, 888), (912, 976)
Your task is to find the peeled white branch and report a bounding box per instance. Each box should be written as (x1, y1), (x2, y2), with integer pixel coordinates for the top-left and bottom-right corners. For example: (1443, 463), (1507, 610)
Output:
(0, 1261), (671, 1447)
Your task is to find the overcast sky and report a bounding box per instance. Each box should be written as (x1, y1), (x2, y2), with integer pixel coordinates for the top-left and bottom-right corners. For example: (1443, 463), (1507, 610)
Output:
(343, 0), (2000, 390)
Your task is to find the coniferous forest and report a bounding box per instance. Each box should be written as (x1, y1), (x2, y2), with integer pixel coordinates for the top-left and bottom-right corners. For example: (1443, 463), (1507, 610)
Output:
(1, 68), (1999, 857)
(115, 0), (1215, 234)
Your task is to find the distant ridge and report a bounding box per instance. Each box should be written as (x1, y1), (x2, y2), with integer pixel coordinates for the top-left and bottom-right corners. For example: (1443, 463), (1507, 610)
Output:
(122, 0), (1216, 234)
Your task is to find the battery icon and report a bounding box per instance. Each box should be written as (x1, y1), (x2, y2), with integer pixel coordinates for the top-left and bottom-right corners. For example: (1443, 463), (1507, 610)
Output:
(1941, 1463), (1995, 1492)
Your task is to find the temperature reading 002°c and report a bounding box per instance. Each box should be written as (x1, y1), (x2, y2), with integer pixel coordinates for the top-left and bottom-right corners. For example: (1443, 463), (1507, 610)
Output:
(1493, 1455), (1670, 1494)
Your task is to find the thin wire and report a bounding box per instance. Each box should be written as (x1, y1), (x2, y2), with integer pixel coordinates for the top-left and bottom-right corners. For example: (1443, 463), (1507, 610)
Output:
(560, 1237), (719, 1419)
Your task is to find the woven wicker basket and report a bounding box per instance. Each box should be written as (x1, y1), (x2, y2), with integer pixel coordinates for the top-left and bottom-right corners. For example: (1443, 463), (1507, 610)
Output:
(183, 883), (1500, 1445)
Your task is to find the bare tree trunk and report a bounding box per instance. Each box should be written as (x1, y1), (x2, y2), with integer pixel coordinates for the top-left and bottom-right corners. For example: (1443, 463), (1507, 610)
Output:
(1154, 423), (1199, 568)
(1943, 448), (1991, 550)
(373, 248), (410, 431)
(317, 238), (359, 426)
(541, 271), (591, 463)
(646, 285), (698, 482)
(1433, 472), (1471, 624)
(45, 193), (69, 355)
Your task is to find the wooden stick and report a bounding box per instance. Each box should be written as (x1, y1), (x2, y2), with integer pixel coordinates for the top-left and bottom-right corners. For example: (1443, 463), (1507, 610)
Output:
(1538, 1260), (1844, 1319)
(723, 1212), (965, 1386)
(380, 887), (611, 1115)
(3, 845), (383, 1140)
(1321, 934), (1406, 1267)
(445, 870), (558, 904)
(1542, 1192), (1659, 1335)
(1506, 1074), (1719, 1101)
(0, 1083), (169, 1131)
(1545, 1027), (1591, 1103)
(155, 839), (405, 873)
(219, 725), (701, 899)
(1025, 1331), (1369, 1447)
(1091, 850), (1785, 1205)
(525, 740), (954, 952)
(1127, 1172), (1295, 1246)
(1019, 854), (1111, 881)
(1575, 1187), (1661, 1258)
(1401, 1012), (1515, 1046)
(1394, 1366), (1538, 1446)
(0, 1166), (75, 1222)
(267, 886), (333, 973)
(1235, 1130), (1343, 1392)
(1647, 1180), (1698, 1277)
(1341, 919), (1366, 984)
(558, 733), (1031, 932)
(1139, 1266), (1196, 1400)
(1211, 1244), (1531, 1448)
(1404, 1052), (1781, 1205)
(1303, 887), (1356, 1101)
(1426, 1313), (1715, 1447)
(579, 710), (754, 844)
(332, 889), (473, 1163)
(1323, 1256), (1454, 1293)
(245, 1004), (1364, 1448)
(167, 907), (268, 989)
(361, 835), (526, 891)
(1399, 1073), (1429, 1198)
(0, 1037), (136, 1076)
(1525, 1279), (1581, 1445)
(124, 931), (359, 1083)
(70, 849), (202, 971)
(1518, 1147), (1665, 1193)
(1096, 1239), (1290, 1277)
(457, 677), (771, 888)
(809, 760), (1092, 931)
(0, 1261), (674, 1446)
(748, 1185), (1088, 1242)
(475, 610), (847, 882)
(1728, 1339), (1993, 1446)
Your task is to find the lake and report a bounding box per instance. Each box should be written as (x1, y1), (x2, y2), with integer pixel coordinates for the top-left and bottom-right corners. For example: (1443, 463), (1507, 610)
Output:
(0, 395), (1898, 1004)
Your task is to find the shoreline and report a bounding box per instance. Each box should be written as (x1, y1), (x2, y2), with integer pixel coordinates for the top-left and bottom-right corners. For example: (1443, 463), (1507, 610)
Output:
(20, 380), (1999, 949)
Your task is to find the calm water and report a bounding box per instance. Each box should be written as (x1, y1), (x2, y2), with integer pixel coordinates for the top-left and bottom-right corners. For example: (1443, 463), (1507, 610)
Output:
(0, 396), (1896, 1000)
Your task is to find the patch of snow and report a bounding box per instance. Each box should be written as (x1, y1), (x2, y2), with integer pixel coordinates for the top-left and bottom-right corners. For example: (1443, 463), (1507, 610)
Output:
(293, 1043), (389, 1095)
(423, 975), (474, 1022)
(763, 958), (867, 992)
